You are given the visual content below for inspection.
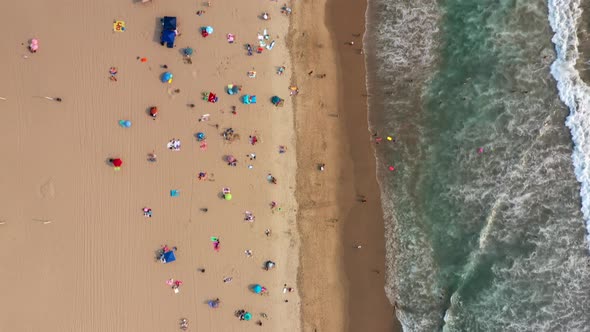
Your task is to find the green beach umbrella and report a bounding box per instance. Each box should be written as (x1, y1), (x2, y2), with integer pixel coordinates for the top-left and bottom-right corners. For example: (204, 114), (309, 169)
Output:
(224, 193), (232, 201)
(183, 47), (194, 56)
(243, 312), (252, 321)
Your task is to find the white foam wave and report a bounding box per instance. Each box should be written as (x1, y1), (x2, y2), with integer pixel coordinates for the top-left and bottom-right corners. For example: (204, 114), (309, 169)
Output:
(548, 0), (590, 247)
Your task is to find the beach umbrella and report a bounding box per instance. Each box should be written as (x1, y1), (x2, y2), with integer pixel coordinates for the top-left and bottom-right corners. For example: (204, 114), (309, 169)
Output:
(196, 132), (205, 141)
(264, 260), (275, 270)
(224, 193), (232, 201)
(253, 284), (262, 294)
(110, 158), (123, 167)
(201, 26), (213, 37)
(161, 72), (173, 83)
(183, 47), (194, 56)
(227, 84), (241, 95)
(150, 107), (158, 117)
(271, 96), (284, 106)
(243, 312), (251, 321)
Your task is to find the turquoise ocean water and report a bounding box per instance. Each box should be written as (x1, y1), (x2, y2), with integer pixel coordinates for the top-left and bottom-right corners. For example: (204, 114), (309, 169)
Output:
(365, 0), (590, 330)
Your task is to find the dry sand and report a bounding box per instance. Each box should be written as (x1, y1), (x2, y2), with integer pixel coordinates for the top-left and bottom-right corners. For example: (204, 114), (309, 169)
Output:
(0, 0), (300, 331)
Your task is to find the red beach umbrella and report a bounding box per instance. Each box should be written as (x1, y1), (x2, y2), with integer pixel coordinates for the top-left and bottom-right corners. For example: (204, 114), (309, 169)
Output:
(111, 158), (123, 167)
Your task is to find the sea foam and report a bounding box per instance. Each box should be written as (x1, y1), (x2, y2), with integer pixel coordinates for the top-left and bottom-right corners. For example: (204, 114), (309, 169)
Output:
(548, 0), (590, 246)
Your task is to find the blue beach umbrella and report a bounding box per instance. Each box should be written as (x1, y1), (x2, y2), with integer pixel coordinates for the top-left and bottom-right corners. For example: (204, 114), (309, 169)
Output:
(161, 72), (173, 83)
(252, 284), (262, 294)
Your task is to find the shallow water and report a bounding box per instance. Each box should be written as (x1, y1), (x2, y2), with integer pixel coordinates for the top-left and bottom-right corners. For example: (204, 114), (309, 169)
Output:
(365, 0), (590, 330)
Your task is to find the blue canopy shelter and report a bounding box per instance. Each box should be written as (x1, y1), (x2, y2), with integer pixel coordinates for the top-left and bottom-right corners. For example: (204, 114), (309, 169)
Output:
(161, 250), (176, 263)
(160, 16), (177, 48)
(162, 16), (177, 30)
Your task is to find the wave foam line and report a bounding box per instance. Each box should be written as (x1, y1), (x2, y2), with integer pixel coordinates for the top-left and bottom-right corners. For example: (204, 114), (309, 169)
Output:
(548, 0), (590, 246)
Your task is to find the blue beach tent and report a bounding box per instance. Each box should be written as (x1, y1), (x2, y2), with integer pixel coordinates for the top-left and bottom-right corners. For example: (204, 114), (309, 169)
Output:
(162, 16), (176, 30)
(241, 95), (257, 105)
(160, 16), (177, 48)
(161, 250), (176, 263)
(161, 30), (176, 48)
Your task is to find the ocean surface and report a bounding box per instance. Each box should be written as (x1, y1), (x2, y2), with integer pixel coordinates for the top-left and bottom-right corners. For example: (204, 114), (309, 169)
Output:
(364, 0), (590, 330)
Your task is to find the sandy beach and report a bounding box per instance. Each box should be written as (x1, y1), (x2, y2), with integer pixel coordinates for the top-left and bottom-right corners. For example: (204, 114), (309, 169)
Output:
(0, 0), (402, 330)
(291, 0), (399, 331)
(0, 0), (300, 330)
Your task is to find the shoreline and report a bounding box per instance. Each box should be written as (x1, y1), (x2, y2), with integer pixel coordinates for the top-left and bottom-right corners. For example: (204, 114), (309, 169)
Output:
(291, 0), (399, 330)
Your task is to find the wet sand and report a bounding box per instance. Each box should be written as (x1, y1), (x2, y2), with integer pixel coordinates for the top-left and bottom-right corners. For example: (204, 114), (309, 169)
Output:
(291, 0), (400, 330)
(576, 1), (590, 83)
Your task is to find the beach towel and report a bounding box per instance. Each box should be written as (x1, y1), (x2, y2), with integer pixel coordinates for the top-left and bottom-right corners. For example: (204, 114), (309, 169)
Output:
(167, 139), (181, 151)
(113, 20), (126, 32)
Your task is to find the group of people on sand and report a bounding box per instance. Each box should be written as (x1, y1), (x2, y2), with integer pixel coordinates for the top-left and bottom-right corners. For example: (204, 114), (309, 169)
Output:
(118, 2), (301, 329)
